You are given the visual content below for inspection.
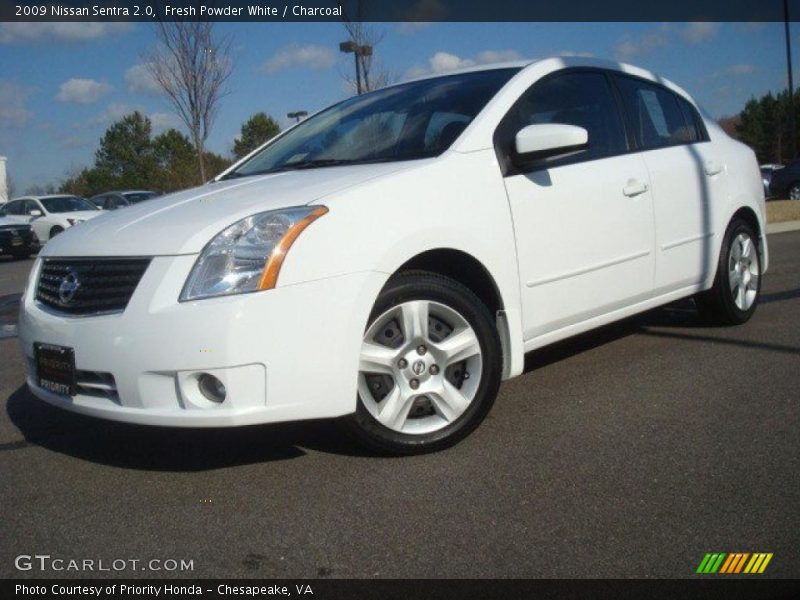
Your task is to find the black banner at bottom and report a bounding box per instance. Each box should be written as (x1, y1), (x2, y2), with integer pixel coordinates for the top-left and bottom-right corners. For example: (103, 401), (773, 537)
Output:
(4, 579), (800, 600)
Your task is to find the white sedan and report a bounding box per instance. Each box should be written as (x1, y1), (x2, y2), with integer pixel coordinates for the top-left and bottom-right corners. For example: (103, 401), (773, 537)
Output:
(18, 57), (767, 454)
(0, 195), (101, 242)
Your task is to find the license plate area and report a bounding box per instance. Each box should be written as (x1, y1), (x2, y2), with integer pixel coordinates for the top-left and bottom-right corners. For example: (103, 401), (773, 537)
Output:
(35, 343), (76, 396)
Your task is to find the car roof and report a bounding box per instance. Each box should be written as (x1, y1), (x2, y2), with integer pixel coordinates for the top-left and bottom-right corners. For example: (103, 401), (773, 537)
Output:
(401, 56), (689, 100)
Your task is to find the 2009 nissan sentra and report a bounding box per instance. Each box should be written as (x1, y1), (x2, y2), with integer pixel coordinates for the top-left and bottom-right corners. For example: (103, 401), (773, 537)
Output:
(18, 57), (767, 454)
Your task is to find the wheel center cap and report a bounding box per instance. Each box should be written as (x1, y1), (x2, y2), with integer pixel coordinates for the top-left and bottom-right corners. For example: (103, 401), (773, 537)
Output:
(411, 359), (426, 376)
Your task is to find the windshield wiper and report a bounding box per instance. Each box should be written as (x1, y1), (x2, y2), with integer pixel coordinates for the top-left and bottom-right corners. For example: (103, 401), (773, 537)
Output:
(277, 158), (358, 171)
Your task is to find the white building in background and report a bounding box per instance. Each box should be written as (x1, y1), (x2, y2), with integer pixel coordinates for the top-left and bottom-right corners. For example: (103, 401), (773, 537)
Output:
(0, 157), (7, 203)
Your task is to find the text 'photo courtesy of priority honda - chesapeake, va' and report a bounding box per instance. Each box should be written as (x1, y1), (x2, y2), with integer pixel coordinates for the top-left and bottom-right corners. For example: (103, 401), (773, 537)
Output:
(0, 1), (798, 598)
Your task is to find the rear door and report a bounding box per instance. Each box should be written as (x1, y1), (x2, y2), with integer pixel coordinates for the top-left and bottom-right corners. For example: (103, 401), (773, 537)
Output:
(613, 75), (721, 292)
(497, 69), (656, 340)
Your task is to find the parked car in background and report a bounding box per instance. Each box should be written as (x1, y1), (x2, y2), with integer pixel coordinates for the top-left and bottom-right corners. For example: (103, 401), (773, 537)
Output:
(18, 57), (767, 455)
(767, 159), (800, 199)
(90, 190), (160, 210)
(760, 163), (784, 199)
(0, 195), (101, 242)
(0, 218), (39, 259)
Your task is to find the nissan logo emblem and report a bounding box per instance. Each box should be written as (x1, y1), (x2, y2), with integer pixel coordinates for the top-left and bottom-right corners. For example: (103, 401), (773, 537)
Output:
(58, 270), (81, 305)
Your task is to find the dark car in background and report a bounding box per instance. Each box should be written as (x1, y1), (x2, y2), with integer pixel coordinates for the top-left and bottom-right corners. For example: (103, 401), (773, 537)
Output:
(768, 160), (800, 200)
(0, 219), (39, 259)
(760, 164), (784, 199)
(90, 190), (160, 210)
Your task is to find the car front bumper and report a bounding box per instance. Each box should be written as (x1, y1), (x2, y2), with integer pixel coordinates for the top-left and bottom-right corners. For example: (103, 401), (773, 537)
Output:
(18, 256), (386, 427)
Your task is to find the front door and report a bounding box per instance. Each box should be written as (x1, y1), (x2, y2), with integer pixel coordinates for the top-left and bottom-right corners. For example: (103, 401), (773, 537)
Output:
(498, 70), (656, 340)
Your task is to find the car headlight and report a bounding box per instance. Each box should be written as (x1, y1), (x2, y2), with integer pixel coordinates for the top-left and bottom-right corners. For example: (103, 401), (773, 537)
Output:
(180, 206), (328, 301)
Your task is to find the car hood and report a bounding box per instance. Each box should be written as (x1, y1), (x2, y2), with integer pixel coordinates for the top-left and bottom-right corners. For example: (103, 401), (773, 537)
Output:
(42, 162), (418, 257)
(0, 217), (28, 228)
(56, 210), (103, 221)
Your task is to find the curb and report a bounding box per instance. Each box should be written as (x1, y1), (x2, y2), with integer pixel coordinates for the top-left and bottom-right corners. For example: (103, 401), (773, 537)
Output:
(766, 220), (800, 235)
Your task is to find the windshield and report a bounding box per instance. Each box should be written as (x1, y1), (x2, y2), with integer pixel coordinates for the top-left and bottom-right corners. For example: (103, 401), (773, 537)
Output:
(225, 68), (520, 179)
(41, 196), (97, 213)
(124, 192), (157, 204)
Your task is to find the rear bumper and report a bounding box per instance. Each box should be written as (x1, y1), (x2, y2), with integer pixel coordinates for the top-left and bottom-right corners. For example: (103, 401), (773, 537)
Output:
(19, 256), (386, 427)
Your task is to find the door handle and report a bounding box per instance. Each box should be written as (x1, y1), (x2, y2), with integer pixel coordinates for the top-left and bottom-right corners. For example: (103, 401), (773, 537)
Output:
(704, 160), (722, 176)
(623, 179), (649, 197)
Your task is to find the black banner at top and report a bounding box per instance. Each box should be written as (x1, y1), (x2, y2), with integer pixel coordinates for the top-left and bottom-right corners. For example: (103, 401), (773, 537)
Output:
(0, 0), (798, 23)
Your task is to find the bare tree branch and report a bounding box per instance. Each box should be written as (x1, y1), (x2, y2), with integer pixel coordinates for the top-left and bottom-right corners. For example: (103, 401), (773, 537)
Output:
(145, 21), (232, 181)
(340, 3), (394, 93)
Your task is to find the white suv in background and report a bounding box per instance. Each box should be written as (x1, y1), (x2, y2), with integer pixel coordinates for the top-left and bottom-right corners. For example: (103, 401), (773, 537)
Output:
(18, 57), (767, 455)
(2, 195), (101, 242)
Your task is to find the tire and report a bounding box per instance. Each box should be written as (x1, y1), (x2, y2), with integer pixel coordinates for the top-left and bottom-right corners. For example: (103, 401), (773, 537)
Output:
(695, 218), (761, 325)
(342, 270), (502, 455)
(49, 226), (64, 240)
(789, 182), (800, 201)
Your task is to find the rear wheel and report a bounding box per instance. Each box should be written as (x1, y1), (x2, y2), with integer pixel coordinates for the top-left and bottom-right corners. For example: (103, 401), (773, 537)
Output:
(696, 218), (761, 325)
(343, 271), (502, 455)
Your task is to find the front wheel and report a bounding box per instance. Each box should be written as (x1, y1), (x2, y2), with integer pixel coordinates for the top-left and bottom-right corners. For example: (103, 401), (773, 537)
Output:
(789, 182), (800, 201)
(696, 218), (761, 325)
(343, 271), (502, 455)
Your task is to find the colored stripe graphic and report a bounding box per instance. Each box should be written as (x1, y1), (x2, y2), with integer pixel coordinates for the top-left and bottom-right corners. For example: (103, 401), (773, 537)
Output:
(699, 552), (773, 574)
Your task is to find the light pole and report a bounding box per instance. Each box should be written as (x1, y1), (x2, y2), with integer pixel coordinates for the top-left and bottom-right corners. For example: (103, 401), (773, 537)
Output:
(340, 41), (373, 94)
(784, 0), (796, 160)
(287, 111), (308, 124)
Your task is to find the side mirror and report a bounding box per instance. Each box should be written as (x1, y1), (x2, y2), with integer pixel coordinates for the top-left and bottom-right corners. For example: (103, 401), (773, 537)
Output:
(514, 123), (588, 158)
(29, 209), (43, 217)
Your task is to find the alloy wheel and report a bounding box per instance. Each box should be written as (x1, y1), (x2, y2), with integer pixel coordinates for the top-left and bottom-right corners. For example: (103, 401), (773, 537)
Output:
(357, 300), (483, 435)
(728, 232), (759, 311)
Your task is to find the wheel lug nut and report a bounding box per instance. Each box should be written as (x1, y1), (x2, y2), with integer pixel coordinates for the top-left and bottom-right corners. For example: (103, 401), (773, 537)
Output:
(429, 364), (439, 375)
(409, 378), (420, 390)
(398, 358), (408, 368)
(416, 345), (427, 355)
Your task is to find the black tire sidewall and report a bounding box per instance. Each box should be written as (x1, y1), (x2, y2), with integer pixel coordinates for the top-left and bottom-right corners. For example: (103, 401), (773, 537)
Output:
(348, 272), (502, 454)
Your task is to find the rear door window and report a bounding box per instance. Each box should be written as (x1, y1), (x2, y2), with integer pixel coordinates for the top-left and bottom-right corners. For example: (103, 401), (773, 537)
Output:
(615, 76), (696, 149)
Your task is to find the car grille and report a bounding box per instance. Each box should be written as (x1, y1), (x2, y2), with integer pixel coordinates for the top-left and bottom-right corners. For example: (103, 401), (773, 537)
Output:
(35, 258), (151, 315)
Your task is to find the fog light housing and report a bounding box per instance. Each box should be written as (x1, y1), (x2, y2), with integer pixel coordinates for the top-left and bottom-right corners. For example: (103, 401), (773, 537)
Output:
(197, 373), (226, 403)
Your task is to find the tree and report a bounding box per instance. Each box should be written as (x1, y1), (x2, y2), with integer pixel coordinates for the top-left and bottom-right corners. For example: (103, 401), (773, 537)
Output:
(233, 113), (280, 159)
(145, 22), (233, 181)
(94, 111), (158, 188)
(735, 90), (798, 164)
(56, 114), (232, 198)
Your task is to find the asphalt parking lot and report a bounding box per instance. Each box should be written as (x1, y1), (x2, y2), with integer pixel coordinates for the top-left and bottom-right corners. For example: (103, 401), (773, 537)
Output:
(0, 232), (798, 579)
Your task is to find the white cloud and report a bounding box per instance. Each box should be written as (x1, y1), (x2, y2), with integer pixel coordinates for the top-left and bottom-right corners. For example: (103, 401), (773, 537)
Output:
(261, 45), (336, 73)
(0, 81), (32, 128)
(680, 22), (719, 44)
(407, 49), (523, 78)
(149, 112), (181, 130)
(614, 28), (669, 61)
(474, 50), (522, 64)
(395, 22), (434, 34)
(125, 63), (162, 96)
(556, 50), (594, 58)
(56, 78), (112, 104)
(90, 103), (139, 126)
(0, 22), (132, 44)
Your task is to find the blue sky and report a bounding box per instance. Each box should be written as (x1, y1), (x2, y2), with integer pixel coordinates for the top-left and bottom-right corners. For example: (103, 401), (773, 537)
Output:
(0, 21), (796, 193)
